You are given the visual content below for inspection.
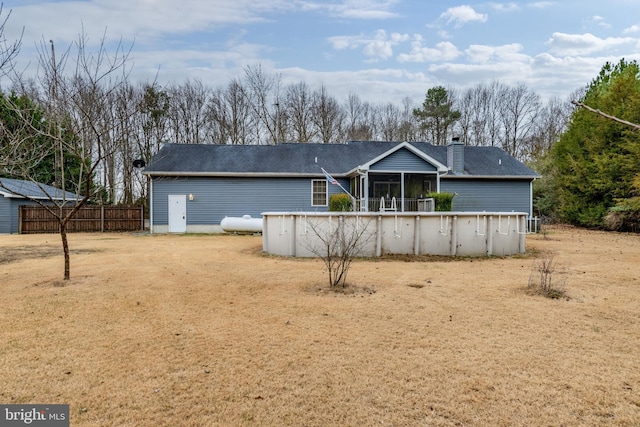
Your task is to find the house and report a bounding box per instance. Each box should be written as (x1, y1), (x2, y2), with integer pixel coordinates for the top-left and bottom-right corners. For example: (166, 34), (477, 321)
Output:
(0, 178), (80, 233)
(143, 139), (540, 234)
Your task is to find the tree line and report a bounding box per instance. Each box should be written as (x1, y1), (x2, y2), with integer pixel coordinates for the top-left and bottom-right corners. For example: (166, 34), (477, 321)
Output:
(2, 59), (576, 205)
(2, 21), (635, 235)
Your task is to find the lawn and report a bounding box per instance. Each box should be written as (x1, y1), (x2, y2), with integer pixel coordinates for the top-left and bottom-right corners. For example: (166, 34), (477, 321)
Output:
(1, 226), (639, 426)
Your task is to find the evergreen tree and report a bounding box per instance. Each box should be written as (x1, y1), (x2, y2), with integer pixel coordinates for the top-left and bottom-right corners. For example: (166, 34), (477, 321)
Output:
(549, 59), (640, 227)
(0, 92), (86, 193)
(413, 86), (460, 145)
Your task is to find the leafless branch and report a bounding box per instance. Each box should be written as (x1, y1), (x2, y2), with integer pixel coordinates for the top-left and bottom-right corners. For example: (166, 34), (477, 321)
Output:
(571, 100), (640, 131)
(0, 4), (23, 78)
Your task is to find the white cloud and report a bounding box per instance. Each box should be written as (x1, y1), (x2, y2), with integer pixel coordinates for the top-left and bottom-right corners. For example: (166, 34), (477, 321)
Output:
(301, 0), (401, 20)
(277, 66), (432, 104)
(488, 2), (520, 12)
(527, 2), (554, 9)
(623, 24), (640, 35)
(328, 35), (363, 50)
(328, 30), (409, 61)
(397, 38), (460, 63)
(586, 15), (611, 29)
(464, 43), (531, 65)
(4, 0), (640, 108)
(6, 0), (293, 46)
(528, 52), (640, 97)
(546, 32), (637, 56)
(532, 52), (610, 81)
(427, 61), (533, 88)
(426, 47), (640, 102)
(439, 5), (488, 28)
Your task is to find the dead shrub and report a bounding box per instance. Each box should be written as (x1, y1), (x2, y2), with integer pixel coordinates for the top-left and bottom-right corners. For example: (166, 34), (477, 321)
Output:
(304, 215), (375, 288)
(527, 253), (567, 299)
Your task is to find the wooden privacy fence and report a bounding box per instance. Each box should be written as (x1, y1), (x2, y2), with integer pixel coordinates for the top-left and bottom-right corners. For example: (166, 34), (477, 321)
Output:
(19, 205), (144, 234)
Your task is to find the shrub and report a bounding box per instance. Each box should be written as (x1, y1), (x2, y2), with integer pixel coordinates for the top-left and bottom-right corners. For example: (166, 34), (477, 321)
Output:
(527, 253), (567, 299)
(303, 215), (375, 288)
(427, 192), (454, 211)
(329, 193), (353, 212)
(604, 197), (640, 232)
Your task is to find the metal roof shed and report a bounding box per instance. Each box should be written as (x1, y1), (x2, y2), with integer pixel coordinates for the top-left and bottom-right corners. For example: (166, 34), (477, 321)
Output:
(0, 178), (80, 233)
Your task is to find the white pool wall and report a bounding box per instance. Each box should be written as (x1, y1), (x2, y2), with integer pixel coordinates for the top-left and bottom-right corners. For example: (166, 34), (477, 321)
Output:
(262, 212), (528, 257)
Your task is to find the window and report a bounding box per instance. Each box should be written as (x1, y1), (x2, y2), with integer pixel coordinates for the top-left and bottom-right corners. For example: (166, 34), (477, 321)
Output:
(312, 179), (328, 206)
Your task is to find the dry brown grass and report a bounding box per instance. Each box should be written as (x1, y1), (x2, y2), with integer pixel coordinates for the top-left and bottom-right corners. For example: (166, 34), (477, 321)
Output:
(1, 226), (639, 426)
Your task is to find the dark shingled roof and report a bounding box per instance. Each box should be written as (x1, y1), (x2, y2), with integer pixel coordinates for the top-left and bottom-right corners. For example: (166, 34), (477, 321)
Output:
(144, 141), (539, 179)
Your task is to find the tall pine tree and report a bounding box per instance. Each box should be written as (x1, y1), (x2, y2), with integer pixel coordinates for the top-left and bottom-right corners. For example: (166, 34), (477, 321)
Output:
(413, 86), (460, 145)
(550, 59), (640, 228)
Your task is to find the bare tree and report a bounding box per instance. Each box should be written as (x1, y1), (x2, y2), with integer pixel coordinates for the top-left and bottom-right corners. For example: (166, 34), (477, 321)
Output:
(209, 79), (254, 144)
(524, 96), (572, 159)
(484, 81), (506, 148)
(455, 82), (503, 147)
(0, 4), (22, 80)
(112, 82), (139, 203)
(242, 64), (282, 144)
(134, 82), (169, 204)
(397, 96), (417, 142)
(499, 82), (541, 159)
(378, 102), (402, 141)
(166, 79), (211, 144)
(304, 215), (375, 288)
(344, 93), (375, 141)
(311, 84), (344, 144)
(1, 31), (133, 280)
(283, 81), (315, 143)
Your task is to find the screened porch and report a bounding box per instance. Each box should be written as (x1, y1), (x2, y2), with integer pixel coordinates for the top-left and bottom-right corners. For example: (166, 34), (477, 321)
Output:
(350, 172), (438, 212)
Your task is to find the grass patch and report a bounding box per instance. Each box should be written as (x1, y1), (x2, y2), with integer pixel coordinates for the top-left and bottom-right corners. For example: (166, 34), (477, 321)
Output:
(2, 227), (639, 426)
(0, 245), (60, 264)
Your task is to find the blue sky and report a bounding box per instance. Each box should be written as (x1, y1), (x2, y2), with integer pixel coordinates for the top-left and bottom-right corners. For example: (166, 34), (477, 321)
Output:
(3, 0), (640, 105)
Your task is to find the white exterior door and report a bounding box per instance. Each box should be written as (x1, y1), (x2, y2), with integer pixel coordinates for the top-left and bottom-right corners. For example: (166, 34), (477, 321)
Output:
(168, 195), (187, 233)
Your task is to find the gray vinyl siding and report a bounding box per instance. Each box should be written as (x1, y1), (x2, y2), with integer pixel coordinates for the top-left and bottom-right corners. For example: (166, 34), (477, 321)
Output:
(152, 176), (347, 226)
(441, 179), (532, 215)
(0, 197), (42, 233)
(370, 148), (438, 172)
(0, 196), (10, 233)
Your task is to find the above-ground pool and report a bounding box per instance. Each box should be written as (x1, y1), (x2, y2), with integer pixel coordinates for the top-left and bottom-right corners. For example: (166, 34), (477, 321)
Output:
(262, 211), (528, 257)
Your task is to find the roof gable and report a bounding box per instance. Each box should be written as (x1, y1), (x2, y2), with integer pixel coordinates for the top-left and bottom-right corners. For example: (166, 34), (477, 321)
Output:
(361, 141), (447, 173)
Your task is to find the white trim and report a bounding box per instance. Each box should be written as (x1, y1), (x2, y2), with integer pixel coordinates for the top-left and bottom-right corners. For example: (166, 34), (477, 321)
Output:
(149, 179), (154, 234)
(441, 175), (540, 180)
(530, 180), (533, 217)
(311, 179), (328, 207)
(0, 193), (80, 201)
(145, 171), (321, 178)
(351, 141), (449, 175)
